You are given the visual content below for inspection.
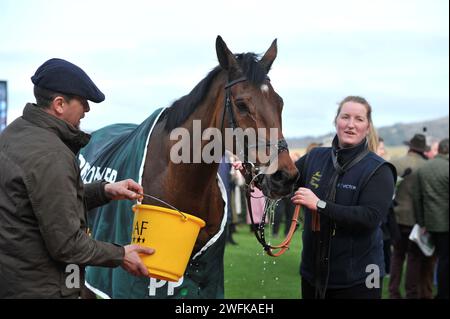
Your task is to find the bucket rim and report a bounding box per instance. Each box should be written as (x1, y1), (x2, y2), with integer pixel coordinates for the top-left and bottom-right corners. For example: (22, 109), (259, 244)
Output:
(132, 204), (206, 227)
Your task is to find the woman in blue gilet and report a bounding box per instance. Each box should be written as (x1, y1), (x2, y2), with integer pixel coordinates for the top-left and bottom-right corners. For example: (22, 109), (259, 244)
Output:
(291, 96), (396, 299)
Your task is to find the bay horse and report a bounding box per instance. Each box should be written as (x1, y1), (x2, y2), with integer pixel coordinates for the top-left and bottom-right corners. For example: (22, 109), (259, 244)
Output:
(82, 36), (298, 298)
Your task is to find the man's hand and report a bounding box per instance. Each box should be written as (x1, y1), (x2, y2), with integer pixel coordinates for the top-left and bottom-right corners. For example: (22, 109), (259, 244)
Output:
(121, 244), (155, 277)
(104, 179), (144, 201)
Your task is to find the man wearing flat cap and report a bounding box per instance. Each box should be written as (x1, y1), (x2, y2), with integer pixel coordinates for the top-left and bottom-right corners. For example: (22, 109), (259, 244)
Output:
(0, 58), (154, 298)
(388, 133), (435, 299)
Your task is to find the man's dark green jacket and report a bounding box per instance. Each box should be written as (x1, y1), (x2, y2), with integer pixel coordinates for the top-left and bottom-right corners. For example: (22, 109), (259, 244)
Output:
(0, 103), (124, 298)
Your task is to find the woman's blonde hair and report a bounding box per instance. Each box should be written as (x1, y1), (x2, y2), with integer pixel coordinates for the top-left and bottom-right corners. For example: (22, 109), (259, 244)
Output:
(334, 96), (378, 152)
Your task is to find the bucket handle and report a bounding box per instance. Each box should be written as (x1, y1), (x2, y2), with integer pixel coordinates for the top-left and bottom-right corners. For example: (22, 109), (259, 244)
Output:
(138, 193), (187, 220)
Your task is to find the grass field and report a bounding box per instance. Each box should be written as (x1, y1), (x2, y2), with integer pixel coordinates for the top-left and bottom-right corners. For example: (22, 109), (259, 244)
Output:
(224, 223), (302, 299)
(223, 223), (403, 299)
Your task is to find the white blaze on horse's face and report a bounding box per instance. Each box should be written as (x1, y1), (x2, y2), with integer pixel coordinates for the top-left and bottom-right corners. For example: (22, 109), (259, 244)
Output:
(260, 84), (269, 93)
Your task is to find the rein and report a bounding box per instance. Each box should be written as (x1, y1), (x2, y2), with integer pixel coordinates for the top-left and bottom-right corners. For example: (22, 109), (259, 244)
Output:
(246, 192), (301, 257)
(222, 76), (299, 257)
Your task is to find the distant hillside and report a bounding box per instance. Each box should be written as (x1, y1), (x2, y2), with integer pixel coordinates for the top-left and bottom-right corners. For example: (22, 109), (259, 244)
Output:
(287, 116), (449, 148)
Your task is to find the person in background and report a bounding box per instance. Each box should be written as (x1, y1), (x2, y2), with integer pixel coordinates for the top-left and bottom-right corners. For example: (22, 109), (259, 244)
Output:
(376, 137), (386, 158)
(388, 133), (434, 299)
(0, 59), (153, 298)
(377, 136), (398, 277)
(305, 143), (323, 155)
(425, 138), (439, 160)
(291, 96), (396, 299)
(230, 154), (247, 226)
(246, 188), (267, 232)
(413, 138), (449, 299)
(219, 154), (238, 245)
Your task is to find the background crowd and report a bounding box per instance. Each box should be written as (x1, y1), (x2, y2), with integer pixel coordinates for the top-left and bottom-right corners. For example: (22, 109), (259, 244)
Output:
(220, 132), (448, 299)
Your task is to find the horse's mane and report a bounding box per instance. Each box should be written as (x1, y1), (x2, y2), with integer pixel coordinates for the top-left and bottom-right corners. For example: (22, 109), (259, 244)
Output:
(163, 53), (268, 131)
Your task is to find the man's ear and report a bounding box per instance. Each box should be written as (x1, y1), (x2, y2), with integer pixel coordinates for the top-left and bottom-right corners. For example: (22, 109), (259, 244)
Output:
(52, 96), (65, 115)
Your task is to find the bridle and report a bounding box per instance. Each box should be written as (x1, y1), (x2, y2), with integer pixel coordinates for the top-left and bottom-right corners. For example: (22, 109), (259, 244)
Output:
(220, 76), (289, 180)
(221, 76), (301, 257)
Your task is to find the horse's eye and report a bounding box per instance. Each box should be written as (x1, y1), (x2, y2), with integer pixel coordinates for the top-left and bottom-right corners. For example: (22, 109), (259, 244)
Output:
(235, 99), (249, 113)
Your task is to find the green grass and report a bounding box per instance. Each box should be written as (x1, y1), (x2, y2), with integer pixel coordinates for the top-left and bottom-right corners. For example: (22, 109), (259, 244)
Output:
(224, 224), (410, 299)
(224, 223), (302, 299)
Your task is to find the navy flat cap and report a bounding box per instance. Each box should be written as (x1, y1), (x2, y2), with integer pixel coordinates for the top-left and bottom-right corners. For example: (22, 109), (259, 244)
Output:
(31, 58), (105, 103)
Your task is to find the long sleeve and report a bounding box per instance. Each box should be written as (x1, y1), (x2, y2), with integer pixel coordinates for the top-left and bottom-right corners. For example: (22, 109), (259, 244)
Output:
(84, 180), (111, 210)
(319, 164), (395, 230)
(27, 151), (124, 267)
(412, 171), (425, 227)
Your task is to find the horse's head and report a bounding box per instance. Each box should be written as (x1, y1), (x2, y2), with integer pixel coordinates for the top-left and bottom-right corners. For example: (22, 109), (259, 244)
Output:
(216, 36), (299, 199)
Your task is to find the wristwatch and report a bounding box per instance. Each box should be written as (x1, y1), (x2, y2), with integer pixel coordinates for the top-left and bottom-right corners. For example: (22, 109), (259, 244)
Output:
(316, 199), (327, 211)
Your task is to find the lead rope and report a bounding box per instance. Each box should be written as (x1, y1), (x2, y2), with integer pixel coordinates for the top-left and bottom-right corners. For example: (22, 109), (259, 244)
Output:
(245, 187), (302, 257)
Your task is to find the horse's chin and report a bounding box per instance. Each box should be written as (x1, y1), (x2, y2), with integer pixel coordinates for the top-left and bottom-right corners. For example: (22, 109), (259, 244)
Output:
(259, 177), (294, 200)
(263, 189), (284, 200)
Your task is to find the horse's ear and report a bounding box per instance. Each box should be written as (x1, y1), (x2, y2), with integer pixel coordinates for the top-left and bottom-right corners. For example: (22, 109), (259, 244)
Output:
(260, 39), (278, 73)
(216, 35), (239, 71)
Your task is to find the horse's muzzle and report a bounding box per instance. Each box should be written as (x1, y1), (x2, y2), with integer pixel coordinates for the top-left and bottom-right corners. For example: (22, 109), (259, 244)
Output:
(260, 169), (299, 199)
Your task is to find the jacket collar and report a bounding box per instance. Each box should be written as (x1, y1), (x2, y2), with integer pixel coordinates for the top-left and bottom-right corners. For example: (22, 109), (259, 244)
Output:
(22, 103), (91, 154)
(332, 135), (368, 166)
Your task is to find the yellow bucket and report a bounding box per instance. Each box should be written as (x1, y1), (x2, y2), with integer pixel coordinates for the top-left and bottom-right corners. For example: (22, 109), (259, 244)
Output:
(131, 204), (206, 282)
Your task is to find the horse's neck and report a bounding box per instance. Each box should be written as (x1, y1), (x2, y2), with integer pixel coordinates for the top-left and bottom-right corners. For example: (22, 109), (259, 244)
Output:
(167, 91), (224, 192)
(142, 82), (225, 205)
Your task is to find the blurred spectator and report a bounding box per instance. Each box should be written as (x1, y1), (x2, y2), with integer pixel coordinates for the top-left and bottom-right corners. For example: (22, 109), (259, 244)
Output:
(229, 159), (268, 233)
(246, 187), (266, 232)
(305, 142), (323, 154)
(413, 138), (449, 299)
(425, 139), (439, 159)
(377, 136), (399, 276)
(376, 137), (386, 158)
(218, 155), (237, 245)
(229, 153), (246, 226)
(290, 151), (301, 162)
(389, 133), (435, 299)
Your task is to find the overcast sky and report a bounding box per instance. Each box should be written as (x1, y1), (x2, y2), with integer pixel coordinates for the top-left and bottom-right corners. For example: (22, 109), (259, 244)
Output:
(0, 0), (448, 137)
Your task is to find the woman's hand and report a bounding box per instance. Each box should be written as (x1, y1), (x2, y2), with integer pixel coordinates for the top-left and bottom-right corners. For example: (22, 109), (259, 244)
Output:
(104, 179), (144, 201)
(291, 187), (320, 211)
